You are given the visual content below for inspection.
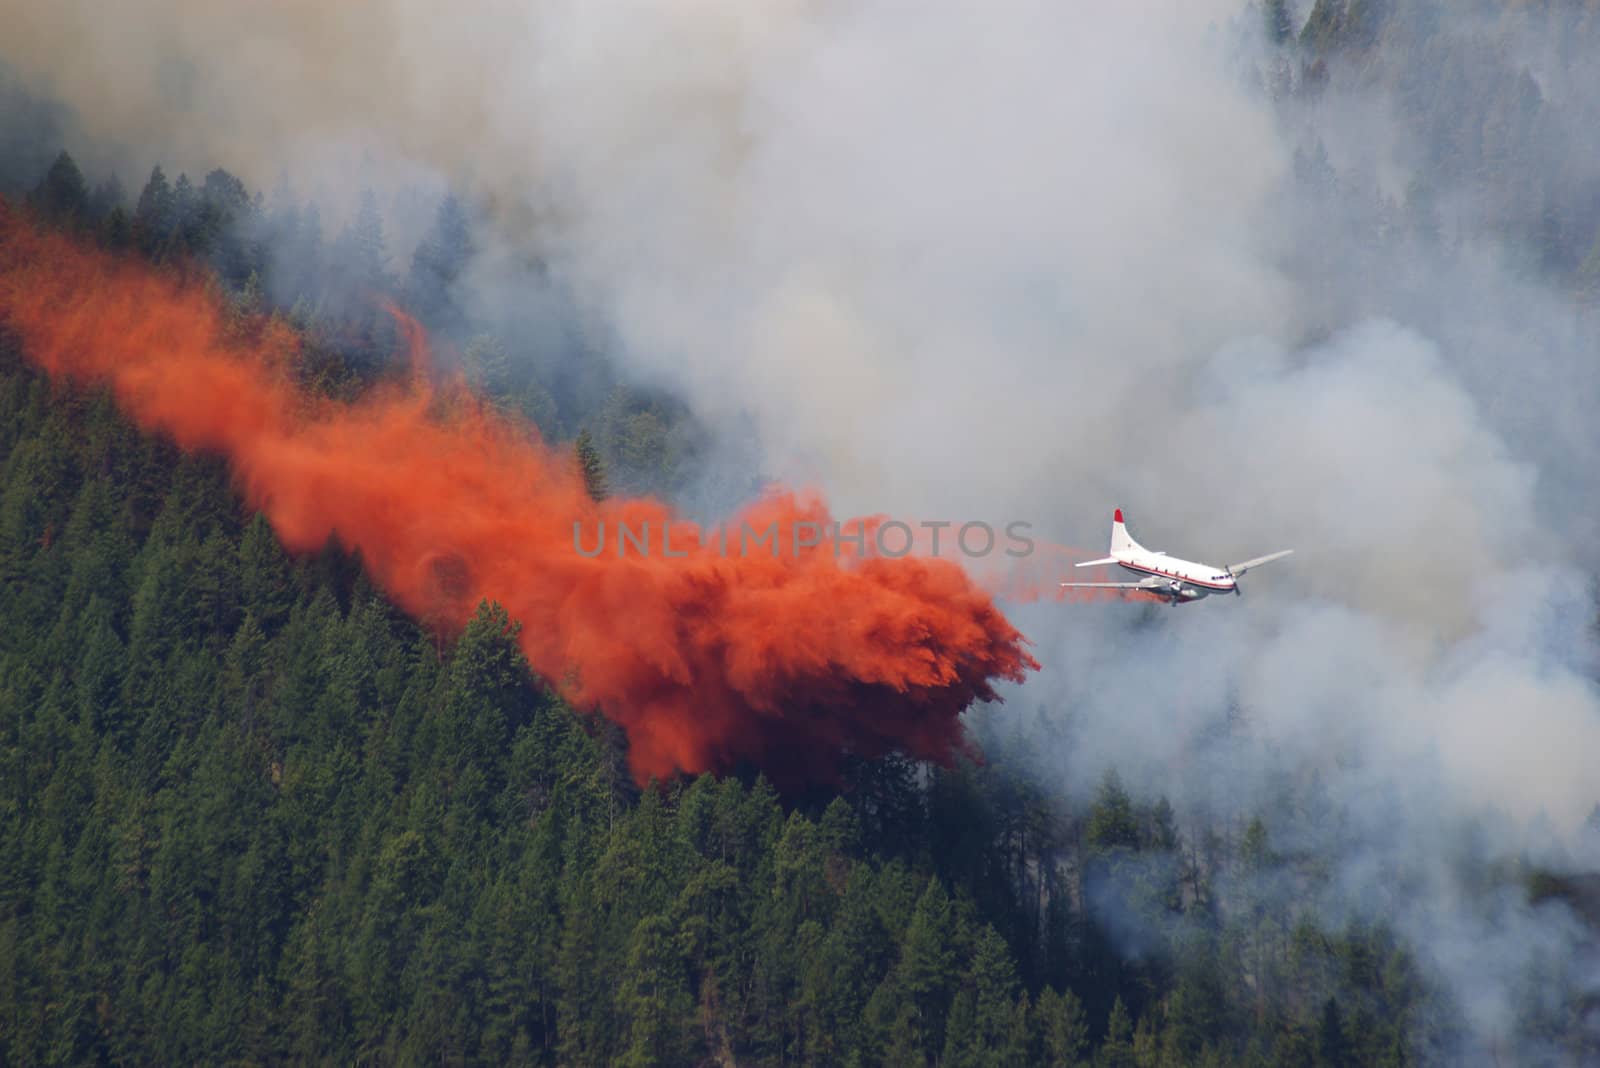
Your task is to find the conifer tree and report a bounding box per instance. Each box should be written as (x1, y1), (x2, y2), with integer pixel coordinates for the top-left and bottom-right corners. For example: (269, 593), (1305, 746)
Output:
(134, 165), (174, 254)
(31, 150), (90, 225)
(1037, 987), (1090, 1067)
(1098, 997), (1136, 1068)
(407, 193), (473, 328)
(576, 428), (609, 503)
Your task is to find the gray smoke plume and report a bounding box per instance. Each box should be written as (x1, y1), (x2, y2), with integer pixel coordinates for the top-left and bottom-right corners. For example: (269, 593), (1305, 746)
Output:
(4, 0), (1598, 1058)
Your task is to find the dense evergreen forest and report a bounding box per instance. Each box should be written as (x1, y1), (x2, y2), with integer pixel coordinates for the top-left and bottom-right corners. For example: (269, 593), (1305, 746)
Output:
(0, 336), (1454, 1064)
(3, 1), (1600, 1064)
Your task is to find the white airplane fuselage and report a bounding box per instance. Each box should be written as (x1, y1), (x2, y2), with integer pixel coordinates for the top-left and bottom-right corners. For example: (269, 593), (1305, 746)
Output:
(1110, 551), (1237, 603)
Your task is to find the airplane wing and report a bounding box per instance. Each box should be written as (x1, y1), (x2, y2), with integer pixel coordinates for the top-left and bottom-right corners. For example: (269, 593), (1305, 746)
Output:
(1226, 549), (1294, 576)
(1074, 553), (1162, 568)
(1059, 577), (1163, 590)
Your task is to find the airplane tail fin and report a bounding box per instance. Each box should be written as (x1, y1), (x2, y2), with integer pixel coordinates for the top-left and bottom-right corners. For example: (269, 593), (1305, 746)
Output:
(1109, 508), (1142, 555)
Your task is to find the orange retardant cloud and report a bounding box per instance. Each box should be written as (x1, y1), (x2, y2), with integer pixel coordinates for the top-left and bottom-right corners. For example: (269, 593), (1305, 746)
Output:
(0, 201), (1038, 783)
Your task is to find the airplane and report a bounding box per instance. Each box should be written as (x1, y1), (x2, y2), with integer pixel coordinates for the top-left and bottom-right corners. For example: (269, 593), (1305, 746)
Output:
(1060, 509), (1293, 605)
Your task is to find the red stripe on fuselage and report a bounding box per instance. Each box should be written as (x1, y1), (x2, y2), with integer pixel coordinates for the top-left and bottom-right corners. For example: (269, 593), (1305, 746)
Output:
(1118, 560), (1234, 591)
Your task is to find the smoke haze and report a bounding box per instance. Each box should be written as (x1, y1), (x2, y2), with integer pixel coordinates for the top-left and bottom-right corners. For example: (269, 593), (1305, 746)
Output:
(5, 0), (1598, 1058)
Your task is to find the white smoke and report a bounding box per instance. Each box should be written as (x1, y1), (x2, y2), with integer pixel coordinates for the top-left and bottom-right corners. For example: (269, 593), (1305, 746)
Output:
(4, 0), (1598, 1057)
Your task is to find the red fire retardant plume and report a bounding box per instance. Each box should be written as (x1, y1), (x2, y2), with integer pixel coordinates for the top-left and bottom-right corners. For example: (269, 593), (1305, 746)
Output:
(0, 202), (1038, 783)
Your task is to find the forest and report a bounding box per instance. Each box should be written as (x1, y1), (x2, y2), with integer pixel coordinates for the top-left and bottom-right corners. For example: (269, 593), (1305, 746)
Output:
(0, 349), (1443, 1064)
(2, 1), (1599, 1065)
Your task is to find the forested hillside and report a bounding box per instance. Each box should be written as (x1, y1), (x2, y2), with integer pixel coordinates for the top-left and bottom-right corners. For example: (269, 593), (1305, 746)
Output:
(1, 328), (1466, 1065)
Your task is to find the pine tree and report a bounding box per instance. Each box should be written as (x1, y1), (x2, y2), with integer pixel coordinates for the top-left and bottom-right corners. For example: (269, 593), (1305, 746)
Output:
(100, 206), (132, 249)
(1085, 770), (1139, 854)
(576, 429), (609, 503)
(335, 188), (389, 294)
(1097, 997), (1135, 1068)
(963, 925), (1022, 1061)
(407, 193), (473, 328)
(1315, 996), (1349, 1067)
(1036, 987), (1090, 1067)
(899, 877), (959, 1055)
(942, 988), (979, 1066)
(169, 173), (198, 253)
(264, 188), (326, 311)
(461, 334), (511, 395)
(237, 513), (294, 634)
(198, 168), (256, 282)
(134, 165), (174, 255)
(31, 151), (90, 225)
